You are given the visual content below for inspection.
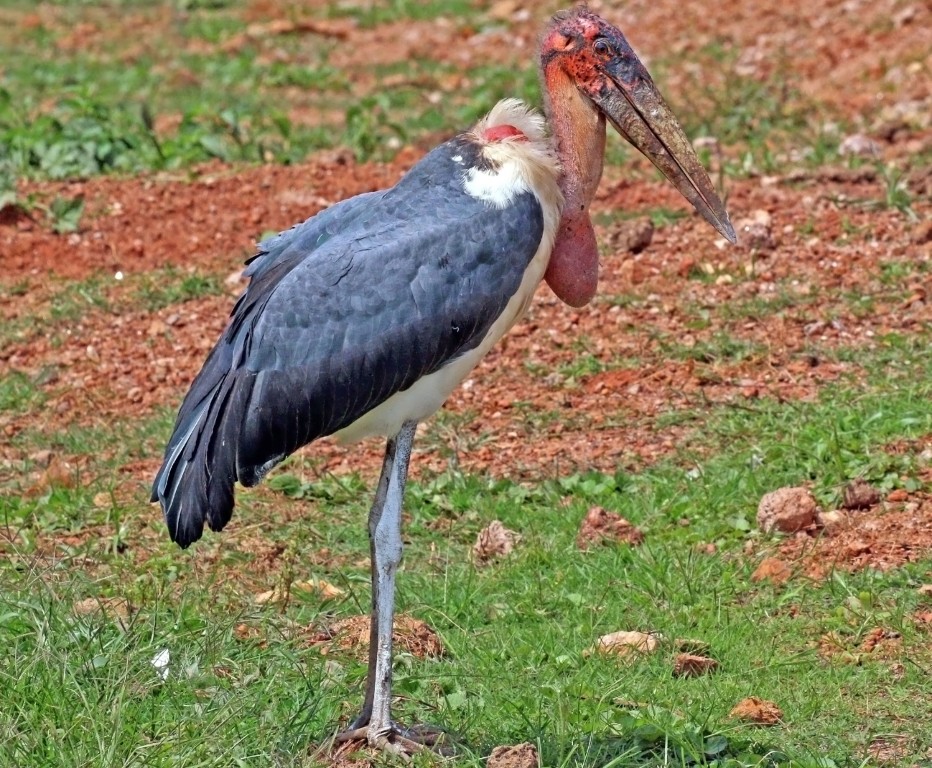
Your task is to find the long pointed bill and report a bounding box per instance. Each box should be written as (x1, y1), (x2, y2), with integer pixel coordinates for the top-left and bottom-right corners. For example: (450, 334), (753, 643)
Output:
(539, 8), (736, 307)
(593, 62), (737, 243)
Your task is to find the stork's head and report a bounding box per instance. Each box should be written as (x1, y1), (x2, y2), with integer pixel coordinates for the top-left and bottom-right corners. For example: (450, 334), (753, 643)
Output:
(540, 7), (736, 307)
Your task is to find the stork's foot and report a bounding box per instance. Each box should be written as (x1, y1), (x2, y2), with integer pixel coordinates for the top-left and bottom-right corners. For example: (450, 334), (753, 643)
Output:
(332, 722), (453, 761)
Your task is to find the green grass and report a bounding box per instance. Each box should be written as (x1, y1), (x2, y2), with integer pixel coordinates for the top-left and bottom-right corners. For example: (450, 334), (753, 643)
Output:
(0, 370), (47, 415)
(0, 1), (532, 181)
(2, 328), (931, 766)
(0, 266), (225, 352)
(0, 0), (892, 183)
(0, 274), (113, 351)
(132, 267), (225, 311)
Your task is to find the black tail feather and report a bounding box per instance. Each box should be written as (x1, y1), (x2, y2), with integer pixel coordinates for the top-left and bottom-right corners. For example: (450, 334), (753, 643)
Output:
(152, 365), (297, 548)
(153, 372), (241, 548)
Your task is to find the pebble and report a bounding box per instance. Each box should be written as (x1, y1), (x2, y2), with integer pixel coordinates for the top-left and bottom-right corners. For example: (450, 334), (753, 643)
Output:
(757, 486), (820, 534)
(839, 133), (881, 157)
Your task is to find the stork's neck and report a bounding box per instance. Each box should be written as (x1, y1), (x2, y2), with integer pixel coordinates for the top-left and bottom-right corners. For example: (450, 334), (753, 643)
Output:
(541, 63), (607, 307)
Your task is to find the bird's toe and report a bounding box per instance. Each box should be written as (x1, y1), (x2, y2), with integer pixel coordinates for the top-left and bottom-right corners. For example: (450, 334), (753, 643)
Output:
(330, 721), (454, 759)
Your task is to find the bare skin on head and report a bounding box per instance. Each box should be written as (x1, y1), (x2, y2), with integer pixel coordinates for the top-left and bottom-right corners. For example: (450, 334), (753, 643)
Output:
(481, 123), (529, 142)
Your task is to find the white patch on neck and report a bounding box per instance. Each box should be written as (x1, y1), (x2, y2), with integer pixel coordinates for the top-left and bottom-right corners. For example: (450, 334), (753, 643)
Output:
(463, 163), (529, 208)
(461, 98), (561, 212)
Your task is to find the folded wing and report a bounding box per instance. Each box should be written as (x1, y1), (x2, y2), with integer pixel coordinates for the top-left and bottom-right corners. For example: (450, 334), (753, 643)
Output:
(151, 137), (545, 546)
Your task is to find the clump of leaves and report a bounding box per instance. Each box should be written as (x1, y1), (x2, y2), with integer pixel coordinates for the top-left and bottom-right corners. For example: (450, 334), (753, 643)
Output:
(0, 94), (139, 179)
(0, 158), (17, 210)
(0, 88), (313, 182)
(47, 195), (84, 234)
(879, 164), (915, 219)
(0, 154), (83, 233)
(597, 704), (790, 767)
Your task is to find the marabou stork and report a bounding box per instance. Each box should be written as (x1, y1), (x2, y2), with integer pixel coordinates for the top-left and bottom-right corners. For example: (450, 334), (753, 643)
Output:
(152, 6), (735, 757)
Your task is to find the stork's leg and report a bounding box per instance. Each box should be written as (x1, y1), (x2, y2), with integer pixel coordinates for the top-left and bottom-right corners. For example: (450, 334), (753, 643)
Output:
(365, 420), (415, 751)
(333, 421), (441, 757)
(347, 432), (398, 731)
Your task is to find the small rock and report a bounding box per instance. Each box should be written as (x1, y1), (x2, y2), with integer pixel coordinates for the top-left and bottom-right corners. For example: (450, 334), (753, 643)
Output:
(692, 136), (720, 153)
(892, 4), (918, 26)
(757, 487), (820, 534)
(844, 540), (871, 558)
(911, 219), (932, 245)
(618, 258), (648, 285)
(576, 506), (645, 550)
(225, 269), (245, 288)
(672, 653), (719, 677)
(608, 217), (654, 254)
(487, 0), (521, 22)
(473, 520), (521, 564)
(42, 458), (78, 490)
(28, 449), (54, 468)
(842, 479), (881, 510)
(751, 557), (792, 585)
(886, 489), (909, 503)
(147, 319), (168, 336)
(746, 209), (772, 228)
(816, 509), (847, 534)
(839, 133), (881, 157)
(487, 743), (539, 768)
(735, 209), (776, 251)
(35, 366), (59, 386)
(729, 696), (783, 725)
(676, 256), (697, 278)
(587, 630), (662, 658)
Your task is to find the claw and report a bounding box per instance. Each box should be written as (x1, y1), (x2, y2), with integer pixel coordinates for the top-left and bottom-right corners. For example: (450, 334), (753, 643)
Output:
(329, 721), (454, 761)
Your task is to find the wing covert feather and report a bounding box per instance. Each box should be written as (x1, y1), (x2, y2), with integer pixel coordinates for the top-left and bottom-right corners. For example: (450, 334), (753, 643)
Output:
(152, 137), (546, 546)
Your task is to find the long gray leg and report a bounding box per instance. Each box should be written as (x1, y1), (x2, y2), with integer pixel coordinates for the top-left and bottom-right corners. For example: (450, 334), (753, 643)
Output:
(349, 429), (400, 730)
(335, 421), (421, 757)
(366, 420), (416, 749)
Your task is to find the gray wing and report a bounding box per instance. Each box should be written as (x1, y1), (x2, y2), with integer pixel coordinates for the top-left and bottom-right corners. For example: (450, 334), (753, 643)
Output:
(152, 137), (545, 546)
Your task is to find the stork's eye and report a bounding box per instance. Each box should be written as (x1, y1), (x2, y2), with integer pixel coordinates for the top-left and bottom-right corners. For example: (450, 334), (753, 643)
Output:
(593, 38), (613, 57)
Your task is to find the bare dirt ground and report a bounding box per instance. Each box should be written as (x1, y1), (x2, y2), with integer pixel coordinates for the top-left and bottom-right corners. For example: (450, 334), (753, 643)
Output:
(1, 0), (931, 576)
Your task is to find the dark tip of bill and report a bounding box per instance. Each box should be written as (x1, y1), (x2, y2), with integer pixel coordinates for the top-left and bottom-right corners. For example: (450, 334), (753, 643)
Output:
(722, 218), (738, 244)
